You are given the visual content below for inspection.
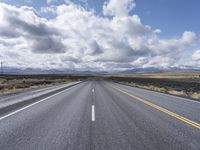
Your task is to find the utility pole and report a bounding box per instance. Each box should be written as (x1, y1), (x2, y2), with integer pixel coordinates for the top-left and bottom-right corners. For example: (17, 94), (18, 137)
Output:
(1, 61), (3, 75)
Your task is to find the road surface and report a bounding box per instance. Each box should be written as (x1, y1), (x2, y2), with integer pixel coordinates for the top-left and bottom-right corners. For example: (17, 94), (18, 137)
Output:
(0, 80), (199, 150)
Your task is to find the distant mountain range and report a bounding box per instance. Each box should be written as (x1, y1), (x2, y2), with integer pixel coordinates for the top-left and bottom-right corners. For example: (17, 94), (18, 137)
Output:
(1, 66), (108, 74)
(119, 67), (200, 74)
(1, 66), (200, 75)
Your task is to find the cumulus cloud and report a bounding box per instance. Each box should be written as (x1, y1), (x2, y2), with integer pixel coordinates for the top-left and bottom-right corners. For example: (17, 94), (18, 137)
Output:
(0, 0), (199, 71)
(40, 6), (57, 14)
(0, 3), (66, 53)
(103, 0), (135, 17)
(181, 49), (200, 68)
(46, 0), (58, 5)
(192, 50), (200, 61)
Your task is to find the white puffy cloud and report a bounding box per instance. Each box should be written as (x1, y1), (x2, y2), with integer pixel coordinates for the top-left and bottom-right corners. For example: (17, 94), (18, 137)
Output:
(181, 49), (200, 68)
(0, 3), (66, 54)
(192, 50), (200, 61)
(40, 6), (57, 14)
(46, 0), (58, 5)
(0, 0), (199, 71)
(103, 0), (135, 17)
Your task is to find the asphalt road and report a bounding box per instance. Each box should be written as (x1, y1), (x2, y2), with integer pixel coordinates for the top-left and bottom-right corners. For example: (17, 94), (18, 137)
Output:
(0, 80), (199, 150)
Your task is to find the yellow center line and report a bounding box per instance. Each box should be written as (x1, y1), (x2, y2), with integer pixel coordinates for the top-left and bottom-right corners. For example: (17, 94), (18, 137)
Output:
(112, 86), (200, 129)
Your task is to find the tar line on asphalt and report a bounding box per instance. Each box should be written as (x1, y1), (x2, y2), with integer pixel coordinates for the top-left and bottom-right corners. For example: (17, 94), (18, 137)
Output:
(112, 86), (200, 129)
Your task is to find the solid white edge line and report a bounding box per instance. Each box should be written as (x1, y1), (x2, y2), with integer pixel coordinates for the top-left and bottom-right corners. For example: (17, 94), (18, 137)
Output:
(0, 84), (78, 121)
(92, 105), (95, 122)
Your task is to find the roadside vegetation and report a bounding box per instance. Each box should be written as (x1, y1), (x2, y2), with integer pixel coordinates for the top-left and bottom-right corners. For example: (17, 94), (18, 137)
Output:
(1, 73), (200, 100)
(106, 73), (200, 100)
(0, 74), (90, 95)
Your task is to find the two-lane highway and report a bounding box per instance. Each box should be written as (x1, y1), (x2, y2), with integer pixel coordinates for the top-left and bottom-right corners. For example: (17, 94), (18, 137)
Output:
(0, 80), (199, 150)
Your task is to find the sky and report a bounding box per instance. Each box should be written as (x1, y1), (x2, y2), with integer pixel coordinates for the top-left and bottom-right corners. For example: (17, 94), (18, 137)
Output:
(0, 0), (199, 71)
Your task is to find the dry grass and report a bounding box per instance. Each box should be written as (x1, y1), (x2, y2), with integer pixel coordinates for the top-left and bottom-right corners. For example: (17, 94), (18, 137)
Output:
(0, 74), (89, 95)
(105, 72), (200, 79)
(119, 81), (200, 101)
(107, 72), (200, 101)
(0, 78), (71, 95)
(190, 92), (200, 99)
